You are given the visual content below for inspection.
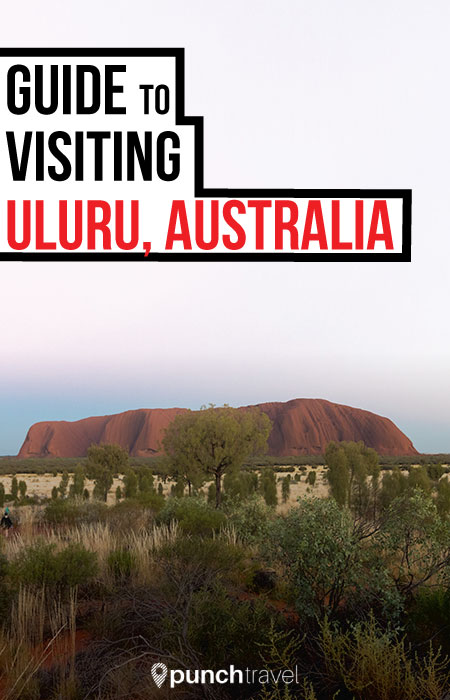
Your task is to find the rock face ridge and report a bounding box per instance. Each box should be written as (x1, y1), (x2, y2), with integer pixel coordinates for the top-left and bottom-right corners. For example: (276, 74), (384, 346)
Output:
(17, 399), (417, 458)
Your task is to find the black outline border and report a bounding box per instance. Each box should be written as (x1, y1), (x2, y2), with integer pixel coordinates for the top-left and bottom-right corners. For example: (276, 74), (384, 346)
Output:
(0, 47), (412, 262)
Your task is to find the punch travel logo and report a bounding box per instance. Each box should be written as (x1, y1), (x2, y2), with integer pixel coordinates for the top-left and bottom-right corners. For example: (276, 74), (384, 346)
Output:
(150, 661), (301, 690)
(0, 48), (411, 261)
(151, 663), (168, 688)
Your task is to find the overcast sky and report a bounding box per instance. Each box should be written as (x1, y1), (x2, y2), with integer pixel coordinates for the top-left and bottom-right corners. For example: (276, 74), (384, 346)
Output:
(1, 0), (449, 454)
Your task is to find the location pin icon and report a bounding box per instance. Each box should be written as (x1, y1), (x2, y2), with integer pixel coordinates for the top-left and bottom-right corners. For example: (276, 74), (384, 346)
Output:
(151, 663), (168, 688)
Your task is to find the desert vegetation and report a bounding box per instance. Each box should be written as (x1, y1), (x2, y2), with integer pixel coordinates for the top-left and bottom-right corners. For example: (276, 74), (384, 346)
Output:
(0, 409), (449, 698)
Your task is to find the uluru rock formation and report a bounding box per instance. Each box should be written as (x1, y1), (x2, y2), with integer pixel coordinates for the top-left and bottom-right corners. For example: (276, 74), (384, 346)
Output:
(18, 399), (417, 458)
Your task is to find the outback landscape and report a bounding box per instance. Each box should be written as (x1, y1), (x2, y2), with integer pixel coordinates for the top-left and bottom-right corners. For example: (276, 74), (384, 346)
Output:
(0, 399), (449, 699)
(1, 2), (449, 699)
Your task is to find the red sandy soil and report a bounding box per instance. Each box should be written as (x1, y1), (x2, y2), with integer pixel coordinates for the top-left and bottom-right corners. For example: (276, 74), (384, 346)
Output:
(40, 629), (93, 671)
(18, 398), (417, 458)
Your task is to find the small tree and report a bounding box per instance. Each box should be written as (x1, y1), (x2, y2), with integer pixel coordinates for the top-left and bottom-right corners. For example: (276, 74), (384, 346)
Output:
(427, 463), (445, 482)
(69, 465), (85, 498)
(123, 469), (138, 499)
(86, 443), (130, 474)
(18, 480), (27, 499)
(408, 466), (432, 493)
(58, 471), (69, 499)
(0, 483), (5, 508)
(380, 466), (407, 510)
(281, 474), (291, 503)
(51, 486), (59, 500)
(11, 477), (18, 501)
(224, 470), (259, 500)
(306, 471), (316, 487)
(115, 485), (123, 501)
(138, 467), (154, 494)
(437, 477), (450, 518)
(377, 489), (450, 597)
(326, 441), (379, 517)
(269, 498), (395, 620)
(86, 443), (129, 502)
(260, 468), (277, 507)
(92, 471), (113, 502)
(171, 479), (185, 498)
(163, 405), (271, 507)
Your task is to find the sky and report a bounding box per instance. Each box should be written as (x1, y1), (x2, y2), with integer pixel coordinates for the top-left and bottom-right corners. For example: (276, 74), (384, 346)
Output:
(0, 0), (449, 454)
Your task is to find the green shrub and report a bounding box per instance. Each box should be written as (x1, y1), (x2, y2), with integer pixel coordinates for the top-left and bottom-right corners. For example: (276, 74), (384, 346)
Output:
(158, 497), (226, 536)
(227, 495), (274, 545)
(408, 587), (450, 655)
(268, 498), (399, 621)
(108, 548), (136, 581)
(135, 490), (165, 512)
(10, 542), (97, 588)
(187, 584), (277, 668)
(306, 471), (316, 487)
(281, 475), (291, 502)
(123, 469), (138, 499)
(10, 477), (18, 501)
(56, 544), (98, 587)
(105, 499), (155, 532)
(407, 466), (432, 493)
(223, 470), (258, 499)
(157, 537), (245, 587)
(43, 499), (108, 526)
(437, 477), (450, 518)
(319, 614), (450, 700)
(260, 468), (277, 506)
(426, 463), (444, 482)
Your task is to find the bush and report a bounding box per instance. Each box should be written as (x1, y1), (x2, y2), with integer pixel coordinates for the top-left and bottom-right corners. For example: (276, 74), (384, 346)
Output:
(56, 543), (98, 587)
(436, 477), (450, 518)
(226, 495), (274, 545)
(319, 614), (450, 700)
(426, 463), (445, 482)
(108, 548), (136, 581)
(260, 468), (277, 506)
(377, 490), (450, 597)
(306, 470), (316, 487)
(43, 499), (108, 526)
(187, 584), (277, 668)
(268, 498), (399, 621)
(281, 475), (291, 503)
(158, 497), (226, 536)
(10, 542), (97, 589)
(157, 537), (244, 584)
(134, 490), (165, 512)
(104, 499), (156, 532)
(408, 587), (450, 655)
(223, 470), (258, 499)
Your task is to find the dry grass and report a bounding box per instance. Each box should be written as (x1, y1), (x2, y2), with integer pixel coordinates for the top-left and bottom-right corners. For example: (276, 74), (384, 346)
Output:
(0, 511), (181, 695)
(0, 587), (77, 700)
(3, 515), (180, 590)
